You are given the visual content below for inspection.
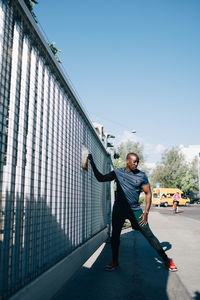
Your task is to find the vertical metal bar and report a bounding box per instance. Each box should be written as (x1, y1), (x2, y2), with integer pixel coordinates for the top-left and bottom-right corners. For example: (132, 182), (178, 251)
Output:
(68, 101), (72, 249)
(2, 13), (19, 295)
(72, 106), (75, 247)
(46, 75), (54, 265)
(40, 65), (50, 270)
(15, 35), (29, 288)
(49, 77), (55, 262)
(62, 95), (67, 251)
(21, 36), (31, 286)
(37, 58), (45, 273)
(53, 84), (59, 259)
(65, 97), (70, 253)
(12, 21), (24, 291)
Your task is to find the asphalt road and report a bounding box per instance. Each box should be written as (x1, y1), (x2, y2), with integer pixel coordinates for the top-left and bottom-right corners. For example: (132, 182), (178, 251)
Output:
(149, 204), (200, 222)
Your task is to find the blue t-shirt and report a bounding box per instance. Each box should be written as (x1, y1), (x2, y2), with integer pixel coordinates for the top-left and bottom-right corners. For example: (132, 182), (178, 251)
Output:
(114, 168), (149, 210)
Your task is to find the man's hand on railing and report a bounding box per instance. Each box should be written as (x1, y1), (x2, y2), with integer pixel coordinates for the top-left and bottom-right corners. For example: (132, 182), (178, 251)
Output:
(88, 154), (94, 163)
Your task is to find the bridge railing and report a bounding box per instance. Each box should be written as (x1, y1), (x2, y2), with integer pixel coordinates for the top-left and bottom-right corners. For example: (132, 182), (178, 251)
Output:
(0, 1), (112, 299)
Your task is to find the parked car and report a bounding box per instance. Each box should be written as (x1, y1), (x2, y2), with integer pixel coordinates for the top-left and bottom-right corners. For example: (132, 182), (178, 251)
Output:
(188, 193), (200, 204)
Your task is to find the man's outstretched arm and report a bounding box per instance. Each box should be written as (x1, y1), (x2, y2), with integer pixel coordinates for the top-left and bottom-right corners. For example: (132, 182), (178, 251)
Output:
(88, 154), (115, 182)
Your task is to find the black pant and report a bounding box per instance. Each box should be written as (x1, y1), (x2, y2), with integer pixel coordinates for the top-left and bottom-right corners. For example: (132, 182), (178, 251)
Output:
(111, 204), (168, 263)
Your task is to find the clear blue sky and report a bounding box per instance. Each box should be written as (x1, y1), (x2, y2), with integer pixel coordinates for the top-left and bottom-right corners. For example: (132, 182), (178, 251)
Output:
(34, 0), (200, 164)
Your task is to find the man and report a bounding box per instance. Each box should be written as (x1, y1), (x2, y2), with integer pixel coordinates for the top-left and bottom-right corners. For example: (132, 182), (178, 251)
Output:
(88, 152), (177, 272)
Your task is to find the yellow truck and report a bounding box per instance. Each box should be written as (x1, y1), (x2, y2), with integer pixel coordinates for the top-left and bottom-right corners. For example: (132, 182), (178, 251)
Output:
(152, 188), (190, 207)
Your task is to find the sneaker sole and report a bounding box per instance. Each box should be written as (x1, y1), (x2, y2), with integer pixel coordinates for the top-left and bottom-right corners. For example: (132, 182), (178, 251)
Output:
(168, 268), (178, 272)
(105, 266), (119, 271)
(165, 266), (178, 272)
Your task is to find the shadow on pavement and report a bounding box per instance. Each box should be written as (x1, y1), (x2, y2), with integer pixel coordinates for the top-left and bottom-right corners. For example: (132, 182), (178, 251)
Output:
(53, 229), (173, 300)
(0, 192), (73, 299)
(193, 291), (200, 300)
(161, 241), (172, 252)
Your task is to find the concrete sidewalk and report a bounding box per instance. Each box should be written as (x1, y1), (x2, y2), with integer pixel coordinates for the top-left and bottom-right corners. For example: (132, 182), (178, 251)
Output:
(52, 210), (200, 300)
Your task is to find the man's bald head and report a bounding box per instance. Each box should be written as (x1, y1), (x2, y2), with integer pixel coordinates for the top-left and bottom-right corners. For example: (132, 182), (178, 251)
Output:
(126, 153), (139, 171)
(126, 153), (139, 162)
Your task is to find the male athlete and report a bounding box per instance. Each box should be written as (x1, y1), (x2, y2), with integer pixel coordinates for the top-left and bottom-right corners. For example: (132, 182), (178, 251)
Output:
(88, 152), (177, 272)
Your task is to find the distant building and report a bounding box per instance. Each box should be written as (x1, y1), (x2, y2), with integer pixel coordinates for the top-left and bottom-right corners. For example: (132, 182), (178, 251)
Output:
(93, 122), (115, 150)
(179, 145), (200, 163)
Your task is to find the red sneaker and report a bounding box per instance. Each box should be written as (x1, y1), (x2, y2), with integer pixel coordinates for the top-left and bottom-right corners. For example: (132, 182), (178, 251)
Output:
(105, 261), (120, 271)
(165, 258), (178, 272)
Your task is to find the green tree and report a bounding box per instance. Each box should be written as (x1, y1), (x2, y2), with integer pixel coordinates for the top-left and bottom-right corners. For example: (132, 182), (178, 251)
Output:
(114, 140), (147, 172)
(183, 156), (199, 193)
(48, 42), (62, 63)
(150, 148), (186, 188)
(24, 0), (38, 22)
(150, 148), (198, 194)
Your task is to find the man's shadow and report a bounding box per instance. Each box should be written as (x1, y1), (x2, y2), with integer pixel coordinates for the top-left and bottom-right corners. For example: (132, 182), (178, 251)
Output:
(53, 230), (172, 300)
(54, 228), (193, 300)
(194, 291), (200, 300)
(161, 241), (172, 251)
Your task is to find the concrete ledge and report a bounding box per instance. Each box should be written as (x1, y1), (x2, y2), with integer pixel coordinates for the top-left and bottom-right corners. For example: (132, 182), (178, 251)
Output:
(9, 228), (108, 300)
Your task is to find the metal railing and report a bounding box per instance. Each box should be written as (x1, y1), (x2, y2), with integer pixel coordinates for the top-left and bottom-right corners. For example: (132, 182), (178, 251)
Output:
(0, 1), (112, 299)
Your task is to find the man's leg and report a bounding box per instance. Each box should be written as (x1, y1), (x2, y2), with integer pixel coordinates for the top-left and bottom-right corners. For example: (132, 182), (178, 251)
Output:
(139, 223), (168, 261)
(128, 208), (177, 271)
(138, 221), (178, 270)
(130, 209), (168, 261)
(110, 205), (126, 263)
